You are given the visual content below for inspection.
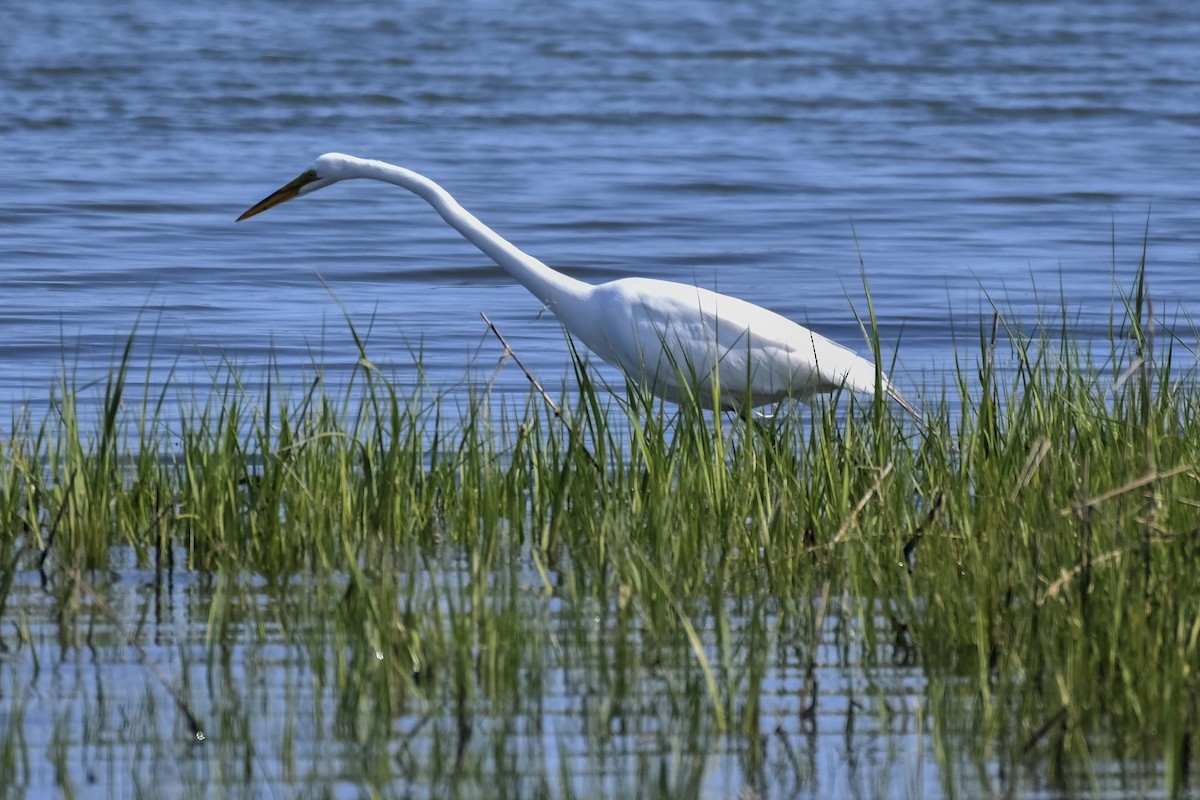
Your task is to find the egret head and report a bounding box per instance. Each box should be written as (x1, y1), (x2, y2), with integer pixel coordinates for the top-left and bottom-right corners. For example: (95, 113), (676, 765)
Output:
(237, 153), (358, 221)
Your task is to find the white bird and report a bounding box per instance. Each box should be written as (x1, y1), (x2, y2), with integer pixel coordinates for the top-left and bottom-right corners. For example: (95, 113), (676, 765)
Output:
(238, 153), (916, 416)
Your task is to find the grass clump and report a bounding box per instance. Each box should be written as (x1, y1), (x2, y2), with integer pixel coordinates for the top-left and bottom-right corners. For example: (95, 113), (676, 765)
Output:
(1, 257), (1198, 798)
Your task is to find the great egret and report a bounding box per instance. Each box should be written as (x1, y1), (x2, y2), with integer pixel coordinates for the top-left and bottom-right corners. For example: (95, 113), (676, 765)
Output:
(239, 153), (915, 415)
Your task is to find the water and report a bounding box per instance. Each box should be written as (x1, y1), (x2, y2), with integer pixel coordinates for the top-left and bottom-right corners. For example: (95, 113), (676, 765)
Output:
(4, 551), (1162, 800)
(1, 556), (938, 799)
(2, 0), (1198, 796)
(5, 0), (1198, 409)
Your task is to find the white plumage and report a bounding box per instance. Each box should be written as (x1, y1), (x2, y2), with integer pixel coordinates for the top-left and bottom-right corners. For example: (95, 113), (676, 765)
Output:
(239, 153), (912, 414)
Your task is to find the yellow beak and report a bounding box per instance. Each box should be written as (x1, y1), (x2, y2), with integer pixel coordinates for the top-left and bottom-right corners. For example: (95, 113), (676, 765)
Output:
(237, 170), (319, 221)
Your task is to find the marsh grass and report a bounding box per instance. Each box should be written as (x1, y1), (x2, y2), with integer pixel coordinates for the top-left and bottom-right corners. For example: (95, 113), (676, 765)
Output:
(1, 256), (1199, 797)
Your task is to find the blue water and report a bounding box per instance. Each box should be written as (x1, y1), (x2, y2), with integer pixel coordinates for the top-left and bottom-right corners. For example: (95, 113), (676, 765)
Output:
(3, 1), (1198, 796)
(5, 0), (1199, 412)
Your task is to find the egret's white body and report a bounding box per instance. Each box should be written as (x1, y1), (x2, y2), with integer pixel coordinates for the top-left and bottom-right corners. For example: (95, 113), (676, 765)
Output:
(239, 153), (909, 412)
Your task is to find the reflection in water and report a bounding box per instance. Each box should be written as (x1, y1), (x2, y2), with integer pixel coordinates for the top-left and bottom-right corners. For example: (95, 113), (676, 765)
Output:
(3, 0), (1199, 796)
(0, 544), (1162, 798)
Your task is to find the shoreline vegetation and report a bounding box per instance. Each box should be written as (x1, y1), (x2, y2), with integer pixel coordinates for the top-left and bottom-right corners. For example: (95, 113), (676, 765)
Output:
(2, 260), (1198, 797)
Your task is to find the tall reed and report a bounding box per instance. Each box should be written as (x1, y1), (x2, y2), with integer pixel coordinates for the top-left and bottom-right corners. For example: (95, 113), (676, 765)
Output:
(1, 255), (1197, 797)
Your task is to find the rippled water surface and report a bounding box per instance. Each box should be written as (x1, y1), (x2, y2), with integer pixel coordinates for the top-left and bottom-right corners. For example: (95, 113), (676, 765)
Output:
(5, 0), (1199, 407)
(2, 1), (1198, 797)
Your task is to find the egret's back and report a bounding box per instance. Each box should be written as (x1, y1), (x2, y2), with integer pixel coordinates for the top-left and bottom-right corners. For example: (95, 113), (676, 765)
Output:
(560, 277), (881, 408)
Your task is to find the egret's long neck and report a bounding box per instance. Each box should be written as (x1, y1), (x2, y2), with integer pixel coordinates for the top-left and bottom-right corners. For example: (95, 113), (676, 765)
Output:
(360, 159), (591, 310)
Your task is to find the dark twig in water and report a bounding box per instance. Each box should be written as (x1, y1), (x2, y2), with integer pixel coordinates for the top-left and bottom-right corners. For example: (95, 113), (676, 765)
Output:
(481, 312), (599, 472)
(45, 549), (207, 742)
(38, 485), (206, 741)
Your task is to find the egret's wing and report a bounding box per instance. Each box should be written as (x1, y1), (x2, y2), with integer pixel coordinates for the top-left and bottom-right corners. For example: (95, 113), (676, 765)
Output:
(593, 279), (878, 406)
